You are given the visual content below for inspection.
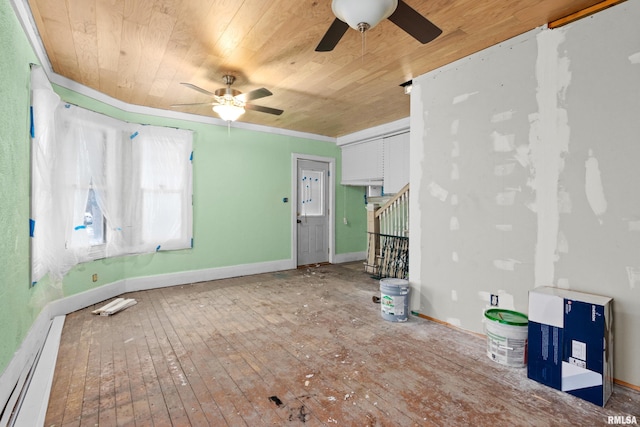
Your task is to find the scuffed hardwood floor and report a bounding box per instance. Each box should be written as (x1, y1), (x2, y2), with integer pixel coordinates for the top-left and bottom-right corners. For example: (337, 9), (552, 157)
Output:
(45, 263), (639, 426)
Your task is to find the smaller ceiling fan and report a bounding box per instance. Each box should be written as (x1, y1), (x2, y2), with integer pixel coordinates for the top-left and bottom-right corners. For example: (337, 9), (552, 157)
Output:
(171, 75), (283, 122)
(316, 0), (442, 52)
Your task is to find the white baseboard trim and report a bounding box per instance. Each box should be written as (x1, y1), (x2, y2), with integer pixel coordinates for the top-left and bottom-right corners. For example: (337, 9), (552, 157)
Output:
(0, 311), (52, 427)
(333, 251), (366, 264)
(12, 316), (65, 427)
(125, 259), (295, 293)
(1, 256), (382, 423)
(0, 258), (294, 425)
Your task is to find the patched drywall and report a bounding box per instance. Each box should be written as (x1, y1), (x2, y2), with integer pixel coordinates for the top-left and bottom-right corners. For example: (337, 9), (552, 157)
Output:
(553, 1), (640, 386)
(410, 29), (539, 329)
(410, 1), (640, 386)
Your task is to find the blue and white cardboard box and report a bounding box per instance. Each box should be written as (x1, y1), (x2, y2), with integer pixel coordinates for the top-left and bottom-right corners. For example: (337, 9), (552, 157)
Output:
(527, 287), (613, 407)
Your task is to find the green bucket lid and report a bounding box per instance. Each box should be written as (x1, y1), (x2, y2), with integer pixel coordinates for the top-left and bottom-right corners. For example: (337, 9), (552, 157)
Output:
(484, 308), (528, 326)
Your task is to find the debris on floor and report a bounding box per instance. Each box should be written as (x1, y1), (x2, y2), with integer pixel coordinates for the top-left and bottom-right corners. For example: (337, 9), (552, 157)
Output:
(268, 395), (283, 407)
(92, 298), (137, 316)
(268, 395), (312, 423)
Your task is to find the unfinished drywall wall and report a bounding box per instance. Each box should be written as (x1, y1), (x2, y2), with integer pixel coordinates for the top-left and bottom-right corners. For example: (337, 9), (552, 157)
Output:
(410, 1), (640, 386)
(410, 30), (539, 327)
(554, 2), (640, 387)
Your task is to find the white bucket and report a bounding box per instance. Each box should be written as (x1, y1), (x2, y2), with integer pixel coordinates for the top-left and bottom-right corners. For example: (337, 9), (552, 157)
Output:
(484, 309), (528, 368)
(380, 278), (409, 322)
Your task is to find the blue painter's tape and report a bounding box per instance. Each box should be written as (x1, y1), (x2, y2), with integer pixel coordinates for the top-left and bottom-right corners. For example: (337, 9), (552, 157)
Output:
(32, 281), (37, 287)
(74, 225), (86, 230)
(190, 151), (193, 161)
(191, 238), (194, 248)
(156, 245), (161, 252)
(30, 219), (35, 237)
(130, 131), (139, 139)
(30, 106), (34, 138)
(64, 104), (71, 108)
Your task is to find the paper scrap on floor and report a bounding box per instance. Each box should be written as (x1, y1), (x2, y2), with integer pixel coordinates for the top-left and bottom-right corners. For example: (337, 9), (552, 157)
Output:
(92, 298), (137, 316)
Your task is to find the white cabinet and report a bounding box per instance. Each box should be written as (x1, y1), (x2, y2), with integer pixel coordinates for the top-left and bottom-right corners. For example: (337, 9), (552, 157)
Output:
(383, 132), (410, 194)
(340, 138), (384, 185)
(340, 131), (409, 193)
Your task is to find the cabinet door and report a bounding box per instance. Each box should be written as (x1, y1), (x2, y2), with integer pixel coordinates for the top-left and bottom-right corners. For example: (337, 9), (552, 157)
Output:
(341, 138), (384, 185)
(383, 132), (410, 193)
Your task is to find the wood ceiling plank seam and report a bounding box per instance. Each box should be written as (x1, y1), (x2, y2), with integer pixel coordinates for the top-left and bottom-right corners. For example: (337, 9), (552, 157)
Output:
(95, 0), (124, 72)
(98, 68), (119, 97)
(30, 0), (618, 137)
(32, 0), (68, 23)
(241, 19), (333, 86)
(145, 40), (190, 100)
(68, 0), (100, 89)
(45, 20), (80, 79)
(33, 0), (79, 77)
(154, 0), (222, 99)
(116, 19), (146, 102)
(27, 0), (60, 71)
(95, 0), (124, 96)
(169, 43), (221, 100)
(135, 11), (177, 86)
(123, 0), (154, 25)
(151, 0), (183, 17)
(267, 63), (321, 93)
(236, 1), (286, 53)
(195, 1), (239, 59)
(209, 0), (272, 61)
(130, 82), (154, 106)
(155, 45), (224, 107)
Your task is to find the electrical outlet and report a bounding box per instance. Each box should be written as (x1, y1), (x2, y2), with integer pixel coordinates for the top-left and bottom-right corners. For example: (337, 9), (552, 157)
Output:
(92, 274), (98, 282)
(490, 294), (499, 307)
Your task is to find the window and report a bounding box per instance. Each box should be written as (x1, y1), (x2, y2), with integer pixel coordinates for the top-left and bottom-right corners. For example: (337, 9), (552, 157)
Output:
(30, 66), (193, 284)
(299, 169), (325, 217)
(85, 186), (105, 246)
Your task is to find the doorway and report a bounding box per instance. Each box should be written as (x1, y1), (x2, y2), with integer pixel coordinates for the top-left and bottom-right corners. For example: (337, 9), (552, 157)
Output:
(292, 154), (335, 267)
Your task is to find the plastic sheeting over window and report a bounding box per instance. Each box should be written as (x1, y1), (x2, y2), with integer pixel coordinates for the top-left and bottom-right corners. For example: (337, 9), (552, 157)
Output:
(30, 66), (193, 285)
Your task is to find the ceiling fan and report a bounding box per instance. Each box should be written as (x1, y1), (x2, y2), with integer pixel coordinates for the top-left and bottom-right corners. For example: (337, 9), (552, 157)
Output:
(316, 0), (442, 52)
(171, 75), (284, 122)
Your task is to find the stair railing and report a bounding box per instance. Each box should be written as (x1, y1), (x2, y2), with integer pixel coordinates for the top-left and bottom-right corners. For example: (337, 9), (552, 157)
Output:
(365, 183), (409, 278)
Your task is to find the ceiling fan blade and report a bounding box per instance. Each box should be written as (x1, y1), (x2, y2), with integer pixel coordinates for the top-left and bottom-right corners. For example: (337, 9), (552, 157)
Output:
(245, 103), (284, 116)
(315, 18), (349, 52)
(170, 102), (216, 108)
(388, 0), (442, 44)
(180, 82), (215, 97)
(236, 87), (273, 102)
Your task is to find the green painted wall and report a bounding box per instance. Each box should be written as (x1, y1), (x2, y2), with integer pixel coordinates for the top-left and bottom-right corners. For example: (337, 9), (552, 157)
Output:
(0, 0), (40, 375)
(55, 86), (367, 282)
(1, 1), (367, 377)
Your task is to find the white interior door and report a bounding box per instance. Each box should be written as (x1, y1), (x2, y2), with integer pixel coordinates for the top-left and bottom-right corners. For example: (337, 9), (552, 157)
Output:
(297, 159), (329, 266)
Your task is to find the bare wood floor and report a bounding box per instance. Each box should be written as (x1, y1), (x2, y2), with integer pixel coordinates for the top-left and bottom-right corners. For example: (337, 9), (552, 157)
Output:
(46, 263), (639, 426)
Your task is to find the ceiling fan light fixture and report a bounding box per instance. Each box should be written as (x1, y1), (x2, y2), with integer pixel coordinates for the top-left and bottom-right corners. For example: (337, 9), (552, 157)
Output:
(332, 0), (398, 31)
(213, 103), (245, 122)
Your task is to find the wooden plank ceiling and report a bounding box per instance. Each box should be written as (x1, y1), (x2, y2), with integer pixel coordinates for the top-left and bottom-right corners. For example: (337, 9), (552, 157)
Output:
(28, 0), (604, 137)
